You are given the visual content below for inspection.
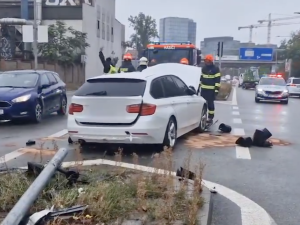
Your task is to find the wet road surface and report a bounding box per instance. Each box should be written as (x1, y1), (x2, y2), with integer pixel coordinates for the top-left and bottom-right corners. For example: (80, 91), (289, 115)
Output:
(1, 88), (299, 225)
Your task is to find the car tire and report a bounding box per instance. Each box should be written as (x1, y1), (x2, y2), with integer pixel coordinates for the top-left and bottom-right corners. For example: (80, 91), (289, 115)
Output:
(162, 117), (177, 149)
(196, 104), (207, 133)
(32, 101), (43, 123)
(68, 136), (73, 144)
(57, 96), (67, 115)
(255, 97), (259, 103)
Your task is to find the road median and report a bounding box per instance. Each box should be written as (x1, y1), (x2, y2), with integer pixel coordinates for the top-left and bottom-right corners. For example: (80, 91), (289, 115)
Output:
(0, 148), (212, 225)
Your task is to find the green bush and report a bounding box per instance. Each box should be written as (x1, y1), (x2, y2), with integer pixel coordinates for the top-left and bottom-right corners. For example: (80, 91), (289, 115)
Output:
(216, 83), (232, 100)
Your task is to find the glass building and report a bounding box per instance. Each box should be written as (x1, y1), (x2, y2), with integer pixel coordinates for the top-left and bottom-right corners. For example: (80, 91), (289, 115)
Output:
(159, 17), (196, 44)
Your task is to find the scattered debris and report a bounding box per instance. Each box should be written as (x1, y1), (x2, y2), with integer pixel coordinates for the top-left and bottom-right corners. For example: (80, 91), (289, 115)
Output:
(26, 140), (36, 146)
(235, 137), (253, 148)
(218, 123), (232, 133)
(209, 187), (218, 194)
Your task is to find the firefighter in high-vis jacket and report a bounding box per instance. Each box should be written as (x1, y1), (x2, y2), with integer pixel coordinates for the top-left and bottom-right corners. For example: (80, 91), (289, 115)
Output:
(199, 54), (221, 124)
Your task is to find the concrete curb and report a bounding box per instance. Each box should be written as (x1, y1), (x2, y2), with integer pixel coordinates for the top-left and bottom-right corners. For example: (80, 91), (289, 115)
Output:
(199, 186), (213, 225)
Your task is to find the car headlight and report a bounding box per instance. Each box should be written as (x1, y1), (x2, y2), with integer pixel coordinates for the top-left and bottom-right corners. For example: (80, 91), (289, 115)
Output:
(283, 90), (288, 93)
(257, 89), (263, 93)
(12, 94), (31, 103)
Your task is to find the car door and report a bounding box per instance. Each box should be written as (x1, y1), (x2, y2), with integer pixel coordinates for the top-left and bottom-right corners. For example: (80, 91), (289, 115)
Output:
(46, 72), (61, 111)
(171, 75), (201, 127)
(39, 73), (52, 113)
(161, 75), (189, 136)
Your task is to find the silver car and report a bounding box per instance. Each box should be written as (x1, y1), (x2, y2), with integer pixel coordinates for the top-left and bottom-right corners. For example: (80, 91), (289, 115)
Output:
(255, 76), (289, 104)
(287, 77), (300, 97)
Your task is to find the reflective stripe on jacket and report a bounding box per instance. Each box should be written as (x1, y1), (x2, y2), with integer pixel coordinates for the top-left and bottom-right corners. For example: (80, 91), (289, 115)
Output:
(200, 64), (221, 92)
(108, 65), (117, 74)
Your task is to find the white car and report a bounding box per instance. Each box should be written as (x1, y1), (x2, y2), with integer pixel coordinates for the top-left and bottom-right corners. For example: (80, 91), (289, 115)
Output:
(287, 77), (300, 97)
(67, 68), (207, 148)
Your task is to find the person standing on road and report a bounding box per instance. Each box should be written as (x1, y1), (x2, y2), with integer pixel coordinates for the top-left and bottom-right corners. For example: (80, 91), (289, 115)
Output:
(98, 47), (117, 74)
(137, 57), (148, 71)
(118, 53), (136, 73)
(199, 54), (221, 124)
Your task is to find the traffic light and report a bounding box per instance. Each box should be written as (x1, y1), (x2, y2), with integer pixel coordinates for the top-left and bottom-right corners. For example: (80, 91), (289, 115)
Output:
(217, 42), (223, 57)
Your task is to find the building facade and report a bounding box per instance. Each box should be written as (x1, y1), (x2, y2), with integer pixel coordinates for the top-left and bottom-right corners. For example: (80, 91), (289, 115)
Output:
(159, 17), (196, 44)
(200, 36), (241, 57)
(0, 0), (126, 80)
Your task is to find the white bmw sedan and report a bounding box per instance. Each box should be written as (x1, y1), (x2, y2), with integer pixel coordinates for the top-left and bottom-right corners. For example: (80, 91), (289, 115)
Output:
(67, 68), (207, 148)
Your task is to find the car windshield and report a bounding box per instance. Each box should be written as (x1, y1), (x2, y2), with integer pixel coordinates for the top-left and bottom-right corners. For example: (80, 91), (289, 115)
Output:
(148, 49), (190, 64)
(259, 78), (286, 86)
(0, 72), (38, 88)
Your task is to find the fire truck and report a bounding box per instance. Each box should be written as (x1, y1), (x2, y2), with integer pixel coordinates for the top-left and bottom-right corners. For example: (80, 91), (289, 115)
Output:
(143, 41), (202, 66)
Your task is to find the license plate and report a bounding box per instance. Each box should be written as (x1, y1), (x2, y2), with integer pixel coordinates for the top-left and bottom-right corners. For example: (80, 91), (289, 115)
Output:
(0, 109), (3, 115)
(269, 95), (278, 97)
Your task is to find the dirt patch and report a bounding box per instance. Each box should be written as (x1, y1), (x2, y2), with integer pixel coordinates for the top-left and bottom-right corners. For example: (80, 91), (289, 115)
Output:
(18, 148), (57, 156)
(184, 133), (290, 149)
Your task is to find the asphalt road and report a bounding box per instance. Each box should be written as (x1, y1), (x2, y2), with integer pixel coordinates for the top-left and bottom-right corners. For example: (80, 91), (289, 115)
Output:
(1, 87), (299, 225)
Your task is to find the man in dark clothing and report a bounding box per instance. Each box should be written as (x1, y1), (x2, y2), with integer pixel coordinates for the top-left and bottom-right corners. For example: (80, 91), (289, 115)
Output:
(199, 54), (221, 124)
(118, 53), (136, 73)
(98, 48), (117, 74)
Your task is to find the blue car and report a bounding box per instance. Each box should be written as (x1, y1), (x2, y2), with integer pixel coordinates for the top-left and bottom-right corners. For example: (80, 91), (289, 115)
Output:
(0, 70), (67, 123)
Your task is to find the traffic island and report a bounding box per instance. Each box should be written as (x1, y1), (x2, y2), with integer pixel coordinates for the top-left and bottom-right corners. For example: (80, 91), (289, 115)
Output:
(0, 149), (212, 225)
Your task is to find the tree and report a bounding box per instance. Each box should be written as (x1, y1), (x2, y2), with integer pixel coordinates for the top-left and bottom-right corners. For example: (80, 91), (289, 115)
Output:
(279, 31), (300, 77)
(127, 12), (158, 53)
(38, 21), (89, 65)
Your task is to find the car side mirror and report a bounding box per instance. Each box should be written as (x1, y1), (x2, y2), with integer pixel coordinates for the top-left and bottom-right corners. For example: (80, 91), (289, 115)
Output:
(187, 86), (196, 95)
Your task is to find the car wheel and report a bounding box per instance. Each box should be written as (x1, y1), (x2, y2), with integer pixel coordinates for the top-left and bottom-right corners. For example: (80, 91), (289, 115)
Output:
(57, 96), (67, 115)
(32, 101), (43, 123)
(68, 136), (73, 144)
(255, 97), (259, 103)
(196, 104), (207, 133)
(281, 100), (288, 104)
(163, 117), (177, 149)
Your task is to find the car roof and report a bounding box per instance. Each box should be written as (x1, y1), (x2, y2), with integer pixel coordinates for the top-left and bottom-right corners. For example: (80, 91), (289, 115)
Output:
(2, 70), (51, 74)
(88, 72), (156, 81)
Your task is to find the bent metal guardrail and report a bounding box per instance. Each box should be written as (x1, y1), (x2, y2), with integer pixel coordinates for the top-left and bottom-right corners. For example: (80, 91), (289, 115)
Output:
(1, 148), (68, 225)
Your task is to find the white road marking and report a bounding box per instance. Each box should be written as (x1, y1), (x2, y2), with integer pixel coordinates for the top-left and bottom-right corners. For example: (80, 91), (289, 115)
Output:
(0, 148), (26, 163)
(48, 129), (68, 138)
(232, 128), (245, 136)
(38, 158), (276, 225)
(233, 118), (242, 124)
(1, 129), (68, 163)
(233, 106), (239, 110)
(231, 87), (237, 105)
(204, 180), (277, 225)
(235, 146), (251, 159)
(232, 111), (240, 116)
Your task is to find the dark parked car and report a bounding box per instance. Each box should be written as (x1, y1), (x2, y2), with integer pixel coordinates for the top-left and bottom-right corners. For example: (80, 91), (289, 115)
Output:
(0, 70), (67, 123)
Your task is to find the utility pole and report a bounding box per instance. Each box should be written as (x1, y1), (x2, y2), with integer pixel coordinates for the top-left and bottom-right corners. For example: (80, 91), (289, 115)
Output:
(33, 0), (38, 69)
(217, 42), (223, 69)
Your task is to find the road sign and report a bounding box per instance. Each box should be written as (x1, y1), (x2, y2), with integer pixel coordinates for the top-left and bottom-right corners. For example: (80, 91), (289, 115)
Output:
(239, 48), (273, 61)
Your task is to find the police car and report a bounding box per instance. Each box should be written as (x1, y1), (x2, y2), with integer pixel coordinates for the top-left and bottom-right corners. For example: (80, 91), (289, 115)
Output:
(255, 74), (289, 104)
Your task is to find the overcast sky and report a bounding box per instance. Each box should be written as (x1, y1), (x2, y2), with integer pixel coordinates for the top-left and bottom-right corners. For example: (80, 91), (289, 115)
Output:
(115, 0), (300, 47)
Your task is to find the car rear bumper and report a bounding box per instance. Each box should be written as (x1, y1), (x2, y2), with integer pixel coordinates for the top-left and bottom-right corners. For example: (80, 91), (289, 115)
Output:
(67, 115), (167, 145)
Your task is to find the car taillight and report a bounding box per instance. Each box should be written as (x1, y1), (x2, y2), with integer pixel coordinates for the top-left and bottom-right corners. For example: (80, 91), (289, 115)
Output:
(69, 103), (83, 114)
(126, 103), (156, 116)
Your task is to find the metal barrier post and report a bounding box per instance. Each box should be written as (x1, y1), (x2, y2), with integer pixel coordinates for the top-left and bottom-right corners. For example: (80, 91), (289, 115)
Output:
(1, 148), (68, 225)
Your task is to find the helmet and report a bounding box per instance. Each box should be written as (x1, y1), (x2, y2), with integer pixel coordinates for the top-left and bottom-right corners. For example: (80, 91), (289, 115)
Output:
(123, 53), (132, 60)
(139, 57), (148, 66)
(180, 58), (189, 65)
(204, 54), (214, 62)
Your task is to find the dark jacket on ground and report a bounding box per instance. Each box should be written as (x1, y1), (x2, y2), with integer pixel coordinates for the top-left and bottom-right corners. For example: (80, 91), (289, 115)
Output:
(137, 65), (147, 72)
(199, 64), (221, 99)
(99, 51), (113, 73)
(118, 61), (136, 73)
